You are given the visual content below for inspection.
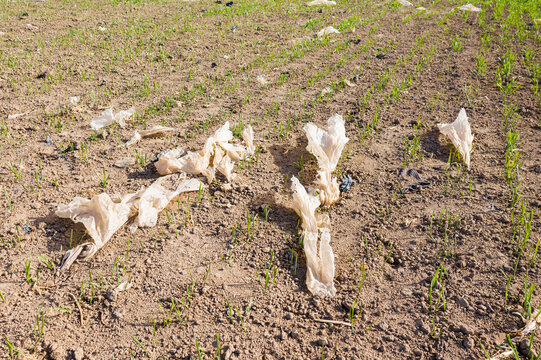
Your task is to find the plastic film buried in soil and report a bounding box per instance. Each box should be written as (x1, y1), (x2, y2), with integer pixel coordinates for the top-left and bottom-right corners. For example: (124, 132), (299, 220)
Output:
(291, 176), (335, 297)
(56, 174), (203, 270)
(437, 108), (474, 170)
(304, 114), (349, 206)
(155, 121), (255, 183)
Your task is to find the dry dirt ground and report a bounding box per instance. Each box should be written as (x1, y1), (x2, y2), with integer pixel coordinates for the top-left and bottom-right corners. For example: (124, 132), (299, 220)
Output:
(1, 0), (540, 359)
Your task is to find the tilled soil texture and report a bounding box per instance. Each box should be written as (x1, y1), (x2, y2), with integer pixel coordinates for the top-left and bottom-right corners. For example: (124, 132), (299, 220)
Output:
(1, 0), (540, 359)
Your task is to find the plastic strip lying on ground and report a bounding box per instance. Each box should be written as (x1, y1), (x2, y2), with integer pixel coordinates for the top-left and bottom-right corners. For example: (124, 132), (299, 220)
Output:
(307, 0), (336, 5)
(155, 122), (255, 183)
(437, 108), (474, 170)
(304, 114), (349, 206)
(291, 176), (336, 297)
(317, 26), (340, 37)
(56, 174), (202, 270)
(90, 107), (136, 130)
(121, 125), (174, 147)
(459, 3), (481, 12)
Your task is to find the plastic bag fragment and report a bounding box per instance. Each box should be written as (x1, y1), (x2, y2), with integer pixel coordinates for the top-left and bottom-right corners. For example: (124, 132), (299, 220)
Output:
(304, 114), (349, 206)
(256, 75), (268, 86)
(291, 176), (335, 297)
(317, 26), (340, 37)
(437, 108), (474, 170)
(129, 176), (203, 231)
(155, 122), (254, 183)
(90, 107), (135, 130)
(307, 0), (336, 5)
(459, 3), (481, 11)
(56, 193), (134, 270)
(122, 126), (174, 147)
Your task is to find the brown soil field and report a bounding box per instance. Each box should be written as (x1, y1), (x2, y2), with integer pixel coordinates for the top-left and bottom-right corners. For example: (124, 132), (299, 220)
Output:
(0, 0), (540, 359)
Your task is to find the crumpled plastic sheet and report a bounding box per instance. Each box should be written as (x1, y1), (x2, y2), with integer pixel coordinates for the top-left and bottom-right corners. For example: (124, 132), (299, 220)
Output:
(129, 176), (203, 231)
(90, 107), (135, 130)
(56, 193), (134, 270)
(121, 125), (174, 147)
(304, 114), (349, 206)
(459, 3), (481, 12)
(256, 75), (268, 86)
(317, 26), (340, 37)
(291, 176), (335, 297)
(56, 175), (202, 270)
(155, 122), (255, 183)
(437, 108), (474, 170)
(307, 0), (336, 5)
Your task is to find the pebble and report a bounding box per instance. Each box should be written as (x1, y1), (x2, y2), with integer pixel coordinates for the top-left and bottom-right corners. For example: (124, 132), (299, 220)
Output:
(463, 336), (474, 349)
(456, 297), (469, 308)
(317, 337), (328, 347)
(74, 347), (84, 360)
(459, 324), (474, 335)
(290, 330), (299, 339)
(414, 318), (429, 334)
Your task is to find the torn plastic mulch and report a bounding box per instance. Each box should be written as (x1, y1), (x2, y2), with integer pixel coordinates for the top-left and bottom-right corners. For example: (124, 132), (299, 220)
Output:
(437, 108), (474, 170)
(317, 26), (340, 37)
(291, 176), (336, 297)
(121, 125), (174, 147)
(303, 114), (349, 206)
(90, 107), (136, 130)
(155, 121), (255, 183)
(56, 174), (203, 271)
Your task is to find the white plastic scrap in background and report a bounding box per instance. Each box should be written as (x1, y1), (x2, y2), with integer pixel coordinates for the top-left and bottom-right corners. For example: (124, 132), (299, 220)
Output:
(291, 177), (336, 297)
(90, 107), (136, 130)
(307, 0), (336, 5)
(396, 0), (413, 6)
(459, 3), (481, 12)
(437, 108), (474, 170)
(317, 26), (340, 37)
(303, 114), (349, 206)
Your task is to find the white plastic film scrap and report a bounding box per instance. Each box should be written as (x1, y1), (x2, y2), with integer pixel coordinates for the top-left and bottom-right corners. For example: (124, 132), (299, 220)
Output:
(307, 0), (336, 5)
(90, 107), (135, 130)
(242, 126), (255, 155)
(130, 176), (203, 231)
(56, 193), (133, 269)
(437, 108), (474, 170)
(122, 126), (174, 147)
(304, 114), (349, 206)
(397, 0), (413, 6)
(317, 26), (340, 37)
(459, 3), (481, 12)
(155, 122), (254, 184)
(291, 176), (335, 297)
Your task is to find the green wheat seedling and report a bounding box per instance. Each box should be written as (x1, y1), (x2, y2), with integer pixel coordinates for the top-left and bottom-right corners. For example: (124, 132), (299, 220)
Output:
(4, 336), (19, 359)
(132, 336), (150, 358)
(7, 160), (23, 181)
(194, 334), (204, 360)
(4, 188), (13, 213)
(24, 253), (32, 284)
(428, 264), (448, 312)
(135, 150), (148, 168)
(223, 291), (235, 324)
(31, 307), (46, 352)
(0, 289), (5, 303)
